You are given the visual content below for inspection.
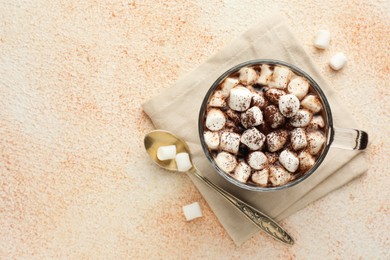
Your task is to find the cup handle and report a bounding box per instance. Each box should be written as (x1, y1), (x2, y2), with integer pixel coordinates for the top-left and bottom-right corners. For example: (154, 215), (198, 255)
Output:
(331, 127), (369, 150)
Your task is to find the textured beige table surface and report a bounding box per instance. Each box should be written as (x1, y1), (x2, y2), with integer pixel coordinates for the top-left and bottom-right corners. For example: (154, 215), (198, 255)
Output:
(1, 0), (389, 259)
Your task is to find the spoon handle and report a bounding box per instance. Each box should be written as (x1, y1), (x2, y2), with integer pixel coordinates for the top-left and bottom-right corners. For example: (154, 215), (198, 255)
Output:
(189, 167), (294, 245)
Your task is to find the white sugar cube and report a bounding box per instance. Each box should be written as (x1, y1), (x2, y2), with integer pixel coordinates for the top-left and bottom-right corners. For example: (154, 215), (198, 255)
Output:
(182, 202), (203, 221)
(329, 52), (347, 70)
(175, 152), (192, 172)
(314, 30), (330, 49)
(157, 145), (176, 161)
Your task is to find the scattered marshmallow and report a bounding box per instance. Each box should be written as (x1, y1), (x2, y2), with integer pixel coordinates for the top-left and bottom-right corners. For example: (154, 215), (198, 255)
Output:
(279, 94), (300, 118)
(251, 91), (267, 109)
(314, 30), (330, 49)
(240, 127), (266, 150)
(220, 131), (241, 154)
(266, 130), (288, 152)
(257, 64), (273, 85)
(221, 77), (239, 97)
(308, 115), (325, 130)
(307, 131), (326, 155)
(228, 86), (252, 111)
(215, 152), (237, 173)
(264, 105), (285, 129)
(298, 150), (315, 172)
(241, 106), (263, 128)
(269, 165), (292, 186)
(157, 145), (177, 161)
(208, 90), (226, 107)
(175, 153), (192, 172)
(182, 202), (203, 221)
(251, 168), (269, 186)
(301, 95), (322, 113)
(265, 88), (286, 104)
(247, 151), (268, 170)
(329, 52), (347, 71)
(205, 108), (226, 131)
(239, 67), (258, 85)
(279, 150), (299, 173)
(232, 161), (252, 183)
(203, 131), (220, 150)
(287, 77), (309, 100)
(269, 66), (291, 89)
(289, 109), (313, 128)
(290, 128), (308, 151)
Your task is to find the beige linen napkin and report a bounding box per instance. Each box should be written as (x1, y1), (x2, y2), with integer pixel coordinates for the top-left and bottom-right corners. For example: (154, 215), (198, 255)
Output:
(142, 13), (368, 245)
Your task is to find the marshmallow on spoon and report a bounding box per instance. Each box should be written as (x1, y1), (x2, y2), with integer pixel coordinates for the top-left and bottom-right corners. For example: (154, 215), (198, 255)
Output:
(314, 30), (330, 49)
(330, 52), (347, 71)
(157, 145), (177, 161)
(205, 108), (226, 131)
(228, 86), (252, 111)
(175, 153), (192, 172)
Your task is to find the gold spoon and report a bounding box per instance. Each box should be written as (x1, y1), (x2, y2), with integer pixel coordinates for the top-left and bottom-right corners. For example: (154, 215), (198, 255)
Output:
(144, 130), (294, 245)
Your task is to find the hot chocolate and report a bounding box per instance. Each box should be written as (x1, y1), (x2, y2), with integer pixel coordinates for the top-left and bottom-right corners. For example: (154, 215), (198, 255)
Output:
(201, 63), (327, 187)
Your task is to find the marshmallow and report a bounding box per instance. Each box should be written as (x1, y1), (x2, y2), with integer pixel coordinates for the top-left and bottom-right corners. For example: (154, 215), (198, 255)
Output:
(264, 105), (285, 129)
(221, 77), (239, 97)
(157, 145), (177, 161)
(205, 108), (226, 131)
(251, 168), (269, 186)
(298, 150), (315, 172)
(175, 153), (192, 172)
(269, 165), (292, 186)
(289, 109), (313, 127)
(215, 152), (237, 173)
(301, 95), (322, 113)
(269, 66), (291, 89)
(265, 88), (286, 104)
(266, 152), (279, 164)
(232, 161), (252, 183)
(290, 128), (308, 151)
(307, 130), (326, 155)
(287, 77), (310, 100)
(251, 91), (267, 109)
(228, 86), (252, 111)
(314, 30), (330, 49)
(239, 67), (258, 85)
(329, 52), (347, 71)
(247, 151), (268, 170)
(266, 130), (288, 152)
(257, 64), (273, 85)
(220, 131), (241, 154)
(208, 90), (226, 107)
(308, 115), (325, 130)
(241, 106), (263, 128)
(240, 127), (266, 150)
(182, 202), (202, 221)
(279, 149), (299, 173)
(279, 94), (300, 118)
(203, 131), (220, 150)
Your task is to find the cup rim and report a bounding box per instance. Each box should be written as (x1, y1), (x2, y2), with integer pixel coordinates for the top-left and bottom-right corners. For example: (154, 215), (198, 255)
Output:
(198, 59), (334, 192)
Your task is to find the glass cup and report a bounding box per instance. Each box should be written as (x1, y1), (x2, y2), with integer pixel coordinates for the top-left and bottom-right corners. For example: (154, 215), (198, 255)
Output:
(198, 59), (368, 192)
